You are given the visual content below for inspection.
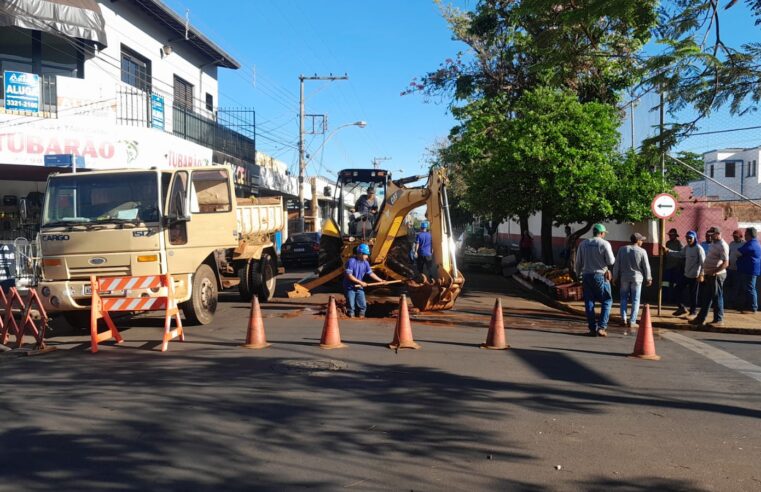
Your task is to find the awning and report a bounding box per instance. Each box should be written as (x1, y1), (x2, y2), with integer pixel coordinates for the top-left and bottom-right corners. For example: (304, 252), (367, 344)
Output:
(0, 0), (107, 48)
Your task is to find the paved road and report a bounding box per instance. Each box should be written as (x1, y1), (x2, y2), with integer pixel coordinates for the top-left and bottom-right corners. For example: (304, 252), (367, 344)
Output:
(1, 270), (760, 491)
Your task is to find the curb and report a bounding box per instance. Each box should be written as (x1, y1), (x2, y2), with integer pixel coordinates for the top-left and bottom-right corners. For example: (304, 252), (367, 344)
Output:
(510, 275), (761, 336)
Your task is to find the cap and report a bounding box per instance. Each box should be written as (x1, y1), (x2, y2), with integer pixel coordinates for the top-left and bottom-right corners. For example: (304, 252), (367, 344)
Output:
(357, 243), (371, 255)
(667, 228), (679, 236)
(733, 228), (743, 237)
(630, 233), (646, 242)
(686, 230), (697, 239)
(707, 226), (721, 234)
(421, 221), (429, 229)
(592, 223), (606, 233)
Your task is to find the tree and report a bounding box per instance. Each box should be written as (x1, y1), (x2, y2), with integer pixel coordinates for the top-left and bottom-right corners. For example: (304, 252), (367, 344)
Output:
(443, 87), (663, 265)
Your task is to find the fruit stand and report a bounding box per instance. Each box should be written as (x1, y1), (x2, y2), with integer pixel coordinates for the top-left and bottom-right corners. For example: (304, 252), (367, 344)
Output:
(516, 262), (583, 301)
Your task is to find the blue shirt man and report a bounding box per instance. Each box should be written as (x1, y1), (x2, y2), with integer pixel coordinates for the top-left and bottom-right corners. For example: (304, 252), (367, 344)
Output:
(343, 243), (383, 318)
(414, 221), (434, 279)
(737, 227), (761, 313)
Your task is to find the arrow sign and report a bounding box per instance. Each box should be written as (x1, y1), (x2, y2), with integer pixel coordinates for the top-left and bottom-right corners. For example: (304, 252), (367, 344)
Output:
(651, 193), (677, 219)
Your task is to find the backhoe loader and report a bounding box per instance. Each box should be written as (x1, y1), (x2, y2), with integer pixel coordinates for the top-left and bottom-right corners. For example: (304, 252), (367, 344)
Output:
(287, 167), (464, 311)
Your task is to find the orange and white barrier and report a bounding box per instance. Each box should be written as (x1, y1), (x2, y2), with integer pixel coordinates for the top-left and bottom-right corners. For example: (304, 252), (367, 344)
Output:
(1, 287), (49, 350)
(90, 274), (183, 353)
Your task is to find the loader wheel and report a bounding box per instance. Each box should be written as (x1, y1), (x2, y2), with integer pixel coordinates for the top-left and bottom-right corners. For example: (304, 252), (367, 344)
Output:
(182, 264), (217, 325)
(238, 260), (255, 302)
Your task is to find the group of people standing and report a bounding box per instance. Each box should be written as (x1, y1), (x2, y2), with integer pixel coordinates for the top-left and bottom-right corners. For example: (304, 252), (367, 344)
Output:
(575, 223), (761, 336)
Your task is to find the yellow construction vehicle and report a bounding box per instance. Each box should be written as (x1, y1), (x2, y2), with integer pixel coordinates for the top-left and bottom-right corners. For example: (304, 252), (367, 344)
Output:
(287, 167), (464, 311)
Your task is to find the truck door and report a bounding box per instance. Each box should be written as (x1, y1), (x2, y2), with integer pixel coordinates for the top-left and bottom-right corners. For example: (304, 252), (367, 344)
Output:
(164, 169), (239, 275)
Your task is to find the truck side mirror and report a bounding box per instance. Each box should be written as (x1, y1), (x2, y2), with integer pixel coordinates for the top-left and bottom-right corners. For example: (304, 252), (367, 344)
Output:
(18, 198), (28, 221)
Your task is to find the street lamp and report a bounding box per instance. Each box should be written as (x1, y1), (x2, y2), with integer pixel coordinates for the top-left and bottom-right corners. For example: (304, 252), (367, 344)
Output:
(298, 120), (366, 230)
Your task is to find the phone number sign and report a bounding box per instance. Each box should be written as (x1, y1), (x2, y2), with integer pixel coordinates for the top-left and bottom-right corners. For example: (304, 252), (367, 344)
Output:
(4, 71), (40, 113)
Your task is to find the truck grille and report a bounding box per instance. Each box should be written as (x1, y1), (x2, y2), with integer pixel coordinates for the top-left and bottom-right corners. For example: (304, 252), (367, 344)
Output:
(69, 266), (131, 280)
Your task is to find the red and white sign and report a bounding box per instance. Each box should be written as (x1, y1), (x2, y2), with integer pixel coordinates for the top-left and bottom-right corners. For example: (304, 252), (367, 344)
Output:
(651, 193), (677, 219)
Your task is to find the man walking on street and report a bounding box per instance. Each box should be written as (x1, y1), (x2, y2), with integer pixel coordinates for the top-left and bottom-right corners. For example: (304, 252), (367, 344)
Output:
(737, 227), (761, 314)
(575, 223), (615, 337)
(690, 226), (729, 328)
(726, 229), (745, 309)
(664, 230), (705, 317)
(613, 233), (652, 334)
(664, 228), (683, 304)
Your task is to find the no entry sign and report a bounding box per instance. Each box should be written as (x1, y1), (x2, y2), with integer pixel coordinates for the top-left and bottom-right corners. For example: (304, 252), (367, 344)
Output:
(651, 193), (677, 219)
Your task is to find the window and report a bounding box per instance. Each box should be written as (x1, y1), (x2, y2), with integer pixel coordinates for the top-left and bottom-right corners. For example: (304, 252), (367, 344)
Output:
(41, 32), (82, 77)
(190, 169), (231, 213)
(168, 172), (188, 245)
(121, 45), (151, 92)
(174, 75), (193, 110)
(725, 161), (736, 178)
(205, 92), (213, 112)
(710, 165), (714, 178)
(751, 160), (757, 178)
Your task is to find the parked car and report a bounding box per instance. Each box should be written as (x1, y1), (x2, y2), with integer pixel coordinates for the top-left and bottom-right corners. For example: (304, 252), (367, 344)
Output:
(281, 232), (321, 268)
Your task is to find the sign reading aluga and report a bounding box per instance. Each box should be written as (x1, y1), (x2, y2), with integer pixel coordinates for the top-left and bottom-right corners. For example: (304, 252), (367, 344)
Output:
(4, 71), (40, 113)
(651, 193), (677, 219)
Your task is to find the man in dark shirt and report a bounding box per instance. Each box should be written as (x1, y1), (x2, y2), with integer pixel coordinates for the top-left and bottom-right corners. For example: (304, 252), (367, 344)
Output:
(354, 187), (377, 216)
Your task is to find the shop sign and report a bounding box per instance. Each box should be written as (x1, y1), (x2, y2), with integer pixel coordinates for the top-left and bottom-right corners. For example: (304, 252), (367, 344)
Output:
(150, 94), (165, 130)
(4, 71), (40, 113)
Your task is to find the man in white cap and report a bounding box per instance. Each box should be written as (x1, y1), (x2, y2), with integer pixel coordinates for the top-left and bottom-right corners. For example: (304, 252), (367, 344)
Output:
(575, 223), (615, 336)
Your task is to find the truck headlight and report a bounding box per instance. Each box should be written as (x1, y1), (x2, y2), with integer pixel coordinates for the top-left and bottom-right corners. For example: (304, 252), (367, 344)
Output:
(41, 286), (51, 297)
(50, 296), (60, 307)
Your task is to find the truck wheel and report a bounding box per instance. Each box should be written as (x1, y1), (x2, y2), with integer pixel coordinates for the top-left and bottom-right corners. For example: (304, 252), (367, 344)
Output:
(181, 264), (218, 325)
(252, 253), (276, 302)
(62, 311), (92, 332)
(238, 260), (254, 302)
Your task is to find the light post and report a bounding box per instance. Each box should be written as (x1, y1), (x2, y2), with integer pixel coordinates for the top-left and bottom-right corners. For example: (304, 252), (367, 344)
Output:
(298, 120), (366, 230)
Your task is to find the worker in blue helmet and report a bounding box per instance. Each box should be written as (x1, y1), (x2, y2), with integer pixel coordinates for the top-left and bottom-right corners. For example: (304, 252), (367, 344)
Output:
(413, 220), (434, 279)
(343, 243), (384, 318)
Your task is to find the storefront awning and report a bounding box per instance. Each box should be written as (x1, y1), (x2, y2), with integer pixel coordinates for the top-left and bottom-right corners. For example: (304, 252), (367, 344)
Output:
(0, 0), (107, 48)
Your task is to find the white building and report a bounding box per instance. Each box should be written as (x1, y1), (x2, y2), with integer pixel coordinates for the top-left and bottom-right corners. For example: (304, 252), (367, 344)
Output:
(690, 147), (761, 199)
(0, 0), (268, 240)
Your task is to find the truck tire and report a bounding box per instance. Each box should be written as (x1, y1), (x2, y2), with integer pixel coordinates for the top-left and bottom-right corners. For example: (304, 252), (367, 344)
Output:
(252, 252), (276, 302)
(181, 264), (218, 325)
(62, 311), (92, 332)
(238, 260), (255, 302)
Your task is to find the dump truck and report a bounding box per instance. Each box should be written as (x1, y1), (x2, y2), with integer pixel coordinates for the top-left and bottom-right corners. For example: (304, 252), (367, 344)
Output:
(35, 166), (285, 326)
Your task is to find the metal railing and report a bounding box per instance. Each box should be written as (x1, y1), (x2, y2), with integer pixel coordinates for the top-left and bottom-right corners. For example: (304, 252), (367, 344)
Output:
(0, 73), (57, 116)
(115, 85), (256, 163)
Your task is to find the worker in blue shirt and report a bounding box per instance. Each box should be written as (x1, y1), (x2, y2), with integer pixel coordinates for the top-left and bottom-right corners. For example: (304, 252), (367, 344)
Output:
(343, 243), (383, 318)
(737, 227), (761, 313)
(413, 221), (434, 279)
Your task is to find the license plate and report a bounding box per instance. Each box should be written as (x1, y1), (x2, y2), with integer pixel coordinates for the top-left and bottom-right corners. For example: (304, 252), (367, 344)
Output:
(294, 247), (305, 252)
(83, 284), (92, 296)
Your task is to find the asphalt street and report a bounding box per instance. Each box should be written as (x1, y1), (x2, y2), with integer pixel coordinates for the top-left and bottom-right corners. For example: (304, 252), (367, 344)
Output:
(1, 270), (760, 491)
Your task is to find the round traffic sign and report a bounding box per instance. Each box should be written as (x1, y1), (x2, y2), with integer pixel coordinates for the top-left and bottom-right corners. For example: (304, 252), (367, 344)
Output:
(651, 193), (677, 219)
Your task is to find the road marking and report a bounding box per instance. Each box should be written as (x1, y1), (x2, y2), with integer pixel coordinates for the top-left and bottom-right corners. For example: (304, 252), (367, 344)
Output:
(662, 331), (761, 383)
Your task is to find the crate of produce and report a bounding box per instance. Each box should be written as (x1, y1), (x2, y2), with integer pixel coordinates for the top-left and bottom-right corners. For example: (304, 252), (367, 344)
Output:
(554, 282), (583, 301)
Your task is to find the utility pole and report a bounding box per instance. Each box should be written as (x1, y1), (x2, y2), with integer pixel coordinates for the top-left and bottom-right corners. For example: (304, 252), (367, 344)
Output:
(371, 156), (392, 170)
(657, 88), (665, 316)
(298, 73), (348, 232)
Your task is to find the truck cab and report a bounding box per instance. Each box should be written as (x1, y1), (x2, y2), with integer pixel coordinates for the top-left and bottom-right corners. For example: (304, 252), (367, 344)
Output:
(38, 166), (284, 326)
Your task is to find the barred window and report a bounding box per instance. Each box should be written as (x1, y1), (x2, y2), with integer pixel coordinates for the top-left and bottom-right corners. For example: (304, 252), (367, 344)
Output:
(121, 45), (151, 92)
(173, 75), (193, 110)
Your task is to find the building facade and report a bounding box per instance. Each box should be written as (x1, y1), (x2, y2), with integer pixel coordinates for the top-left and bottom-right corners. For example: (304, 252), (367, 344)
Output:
(0, 0), (262, 241)
(690, 147), (761, 199)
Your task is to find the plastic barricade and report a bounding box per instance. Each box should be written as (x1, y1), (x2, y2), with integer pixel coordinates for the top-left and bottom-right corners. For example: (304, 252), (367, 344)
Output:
(1, 287), (49, 350)
(90, 274), (184, 353)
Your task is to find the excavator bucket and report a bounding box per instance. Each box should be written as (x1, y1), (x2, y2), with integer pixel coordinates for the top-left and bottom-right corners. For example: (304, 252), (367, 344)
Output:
(406, 274), (465, 311)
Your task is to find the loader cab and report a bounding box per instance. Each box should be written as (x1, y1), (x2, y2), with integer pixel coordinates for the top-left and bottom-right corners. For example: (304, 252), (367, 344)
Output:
(332, 168), (389, 237)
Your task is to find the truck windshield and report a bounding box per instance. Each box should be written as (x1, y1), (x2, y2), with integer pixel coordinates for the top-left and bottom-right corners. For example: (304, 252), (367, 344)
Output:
(43, 172), (160, 226)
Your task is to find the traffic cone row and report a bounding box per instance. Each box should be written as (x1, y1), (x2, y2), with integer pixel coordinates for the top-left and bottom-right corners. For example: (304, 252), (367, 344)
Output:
(240, 296), (661, 360)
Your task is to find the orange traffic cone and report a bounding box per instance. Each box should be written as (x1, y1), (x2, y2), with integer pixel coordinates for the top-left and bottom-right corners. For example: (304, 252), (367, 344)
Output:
(629, 304), (660, 360)
(481, 298), (509, 350)
(242, 296), (271, 349)
(320, 296), (346, 349)
(388, 294), (421, 350)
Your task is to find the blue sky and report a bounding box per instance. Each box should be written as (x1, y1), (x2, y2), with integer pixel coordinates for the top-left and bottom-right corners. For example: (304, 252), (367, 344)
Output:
(162, 0), (473, 179)
(164, 0), (761, 178)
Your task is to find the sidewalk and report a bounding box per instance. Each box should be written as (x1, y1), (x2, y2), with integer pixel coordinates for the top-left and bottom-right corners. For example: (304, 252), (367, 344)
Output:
(512, 275), (761, 335)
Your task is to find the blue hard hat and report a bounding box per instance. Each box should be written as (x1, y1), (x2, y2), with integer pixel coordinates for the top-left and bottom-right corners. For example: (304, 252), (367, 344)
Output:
(357, 243), (371, 255)
(686, 230), (697, 239)
(421, 221), (429, 230)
